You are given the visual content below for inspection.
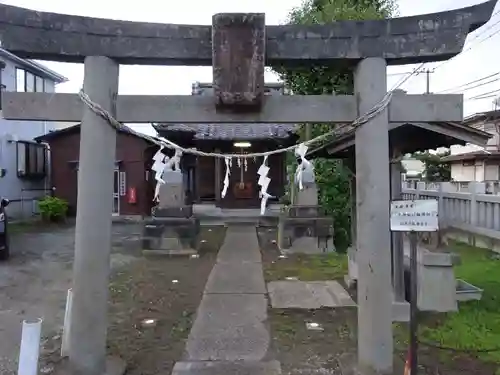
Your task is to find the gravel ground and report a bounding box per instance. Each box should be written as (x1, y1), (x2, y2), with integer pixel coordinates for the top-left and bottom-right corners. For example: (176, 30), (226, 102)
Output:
(0, 222), (224, 375)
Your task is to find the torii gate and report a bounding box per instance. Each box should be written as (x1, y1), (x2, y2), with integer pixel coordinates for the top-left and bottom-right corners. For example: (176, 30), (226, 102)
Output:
(0, 1), (496, 374)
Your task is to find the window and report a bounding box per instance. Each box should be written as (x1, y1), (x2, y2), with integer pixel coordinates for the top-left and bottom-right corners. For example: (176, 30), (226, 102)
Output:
(16, 141), (47, 178)
(15, 68), (46, 92)
(0, 84), (5, 110)
(16, 68), (25, 92)
(0, 62), (4, 110)
(35, 75), (45, 92)
(25, 71), (35, 92)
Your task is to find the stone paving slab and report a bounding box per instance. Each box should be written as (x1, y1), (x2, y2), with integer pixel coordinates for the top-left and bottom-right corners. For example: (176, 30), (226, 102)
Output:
(217, 226), (261, 263)
(186, 294), (269, 361)
(181, 225), (273, 370)
(204, 262), (266, 294)
(268, 281), (356, 309)
(172, 360), (282, 375)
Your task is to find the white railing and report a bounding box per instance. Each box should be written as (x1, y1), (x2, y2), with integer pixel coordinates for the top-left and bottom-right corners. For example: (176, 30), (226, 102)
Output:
(403, 180), (500, 194)
(402, 181), (500, 241)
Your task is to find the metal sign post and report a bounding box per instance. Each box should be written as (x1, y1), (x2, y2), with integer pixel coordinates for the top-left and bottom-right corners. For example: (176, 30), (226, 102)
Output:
(390, 199), (439, 375)
(408, 229), (418, 375)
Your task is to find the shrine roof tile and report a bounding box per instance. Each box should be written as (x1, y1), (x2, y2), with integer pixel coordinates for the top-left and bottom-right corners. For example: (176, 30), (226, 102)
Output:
(154, 123), (298, 140)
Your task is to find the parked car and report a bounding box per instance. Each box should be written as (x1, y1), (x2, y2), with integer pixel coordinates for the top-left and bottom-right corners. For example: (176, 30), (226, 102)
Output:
(0, 198), (10, 260)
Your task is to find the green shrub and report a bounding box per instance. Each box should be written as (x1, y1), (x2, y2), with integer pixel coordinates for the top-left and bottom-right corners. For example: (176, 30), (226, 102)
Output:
(38, 196), (68, 222)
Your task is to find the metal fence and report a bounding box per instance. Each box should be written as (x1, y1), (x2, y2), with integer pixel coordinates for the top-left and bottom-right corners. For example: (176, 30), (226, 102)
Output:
(401, 181), (500, 242)
(7, 189), (53, 221)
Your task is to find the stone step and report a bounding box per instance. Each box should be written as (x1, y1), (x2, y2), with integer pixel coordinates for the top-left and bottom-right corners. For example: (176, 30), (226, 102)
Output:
(287, 369), (338, 375)
(171, 360), (281, 375)
(142, 249), (198, 257)
(196, 216), (278, 225)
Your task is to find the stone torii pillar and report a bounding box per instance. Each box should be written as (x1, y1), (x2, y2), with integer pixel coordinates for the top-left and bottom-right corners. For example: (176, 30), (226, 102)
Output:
(354, 57), (393, 372)
(0, 2), (496, 374)
(70, 56), (119, 375)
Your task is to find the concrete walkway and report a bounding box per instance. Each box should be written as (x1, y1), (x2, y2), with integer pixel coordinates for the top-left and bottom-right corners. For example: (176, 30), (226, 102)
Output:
(172, 225), (280, 375)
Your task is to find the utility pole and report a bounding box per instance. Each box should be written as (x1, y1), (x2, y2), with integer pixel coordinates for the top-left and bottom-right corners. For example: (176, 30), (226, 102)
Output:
(416, 68), (434, 94)
(493, 97), (500, 150)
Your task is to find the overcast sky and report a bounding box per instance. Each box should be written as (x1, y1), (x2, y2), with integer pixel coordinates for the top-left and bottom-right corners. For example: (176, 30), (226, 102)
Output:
(3, 0), (500, 135)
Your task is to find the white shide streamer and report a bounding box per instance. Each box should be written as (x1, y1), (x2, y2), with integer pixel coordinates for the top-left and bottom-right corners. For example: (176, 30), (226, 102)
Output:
(221, 157), (232, 198)
(294, 143), (311, 190)
(257, 155), (273, 215)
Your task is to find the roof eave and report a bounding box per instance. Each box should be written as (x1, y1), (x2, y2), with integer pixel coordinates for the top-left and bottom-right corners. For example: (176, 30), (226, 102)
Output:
(0, 48), (68, 83)
(307, 121), (491, 160)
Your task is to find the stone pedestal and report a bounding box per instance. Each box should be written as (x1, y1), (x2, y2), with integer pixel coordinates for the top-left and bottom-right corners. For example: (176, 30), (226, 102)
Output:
(402, 243), (459, 312)
(347, 241), (460, 316)
(142, 215), (199, 256)
(278, 204), (334, 254)
(158, 170), (185, 206)
(142, 171), (199, 256)
(278, 174), (335, 253)
(344, 245), (358, 288)
(295, 183), (318, 206)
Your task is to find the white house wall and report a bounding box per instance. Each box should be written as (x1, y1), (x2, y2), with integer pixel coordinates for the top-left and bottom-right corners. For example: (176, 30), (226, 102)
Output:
(485, 163), (499, 181)
(450, 161), (485, 182)
(451, 120), (499, 155)
(0, 58), (61, 219)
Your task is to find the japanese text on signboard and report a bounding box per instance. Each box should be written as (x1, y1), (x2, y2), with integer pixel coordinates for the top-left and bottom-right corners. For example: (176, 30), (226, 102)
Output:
(390, 200), (439, 232)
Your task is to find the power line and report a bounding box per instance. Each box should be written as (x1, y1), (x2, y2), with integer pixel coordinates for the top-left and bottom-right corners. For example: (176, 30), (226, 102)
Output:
(433, 19), (500, 71)
(390, 63), (426, 91)
(387, 72), (416, 76)
(459, 78), (500, 93)
(466, 94), (500, 101)
(443, 77), (500, 94)
(391, 9), (500, 92)
(467, 88), (500, 100)
(437, 71), (500, 93)
(428, 9), (500, 71)
(400, 10), (500, 91)
(466, 9), (500, 43)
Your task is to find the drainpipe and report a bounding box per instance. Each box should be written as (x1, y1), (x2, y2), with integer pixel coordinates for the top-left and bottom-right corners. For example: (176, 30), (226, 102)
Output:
(40, 142), (52, 197)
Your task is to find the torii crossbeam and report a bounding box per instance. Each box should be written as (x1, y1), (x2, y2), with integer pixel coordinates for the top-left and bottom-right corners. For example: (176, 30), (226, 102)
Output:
(0, 1), (496, 375)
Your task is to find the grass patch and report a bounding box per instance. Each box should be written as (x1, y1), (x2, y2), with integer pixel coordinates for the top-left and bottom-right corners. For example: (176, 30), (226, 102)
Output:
(265, 252), (347, 281)
(196, 225), (226, 254)
(8, 219), (72, 234)
(416, 241), (500, 363)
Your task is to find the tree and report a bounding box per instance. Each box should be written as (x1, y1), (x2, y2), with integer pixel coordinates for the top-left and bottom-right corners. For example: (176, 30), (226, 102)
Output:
(414, 150), (452, 182)
(273, 0), (397, 252)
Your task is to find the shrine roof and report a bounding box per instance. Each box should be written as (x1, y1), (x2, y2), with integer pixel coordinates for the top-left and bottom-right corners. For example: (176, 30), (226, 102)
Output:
(35, 123), (159, 144)
(307, 121), (492, 159)
(441, 150), (500, 162)
(154, 123), (298, 140)
(463, 109), (500, 124)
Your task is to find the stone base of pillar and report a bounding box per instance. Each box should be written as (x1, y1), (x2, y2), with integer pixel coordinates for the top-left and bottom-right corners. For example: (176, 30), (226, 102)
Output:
(337, 352), (404, 375)
(53, 356), (126, 375)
